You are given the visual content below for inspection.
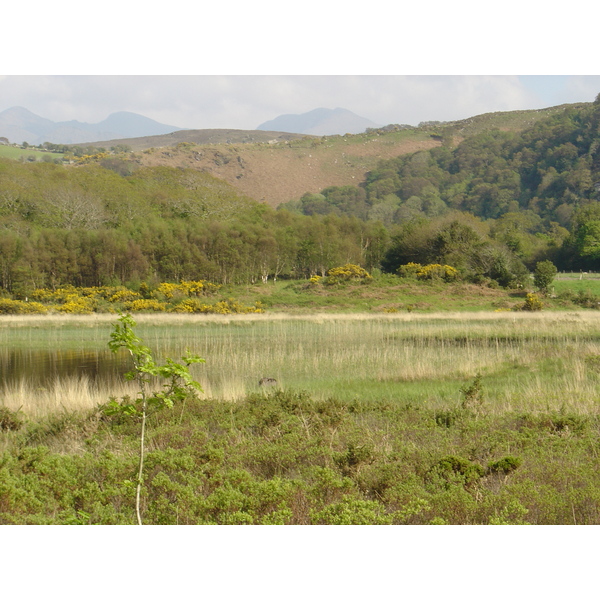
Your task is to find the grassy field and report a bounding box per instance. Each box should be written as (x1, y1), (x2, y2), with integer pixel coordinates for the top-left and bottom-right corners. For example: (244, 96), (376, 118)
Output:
(223, 277), (522, 313)
(553, 272), (600, 296)
(0, 145), (64, 162)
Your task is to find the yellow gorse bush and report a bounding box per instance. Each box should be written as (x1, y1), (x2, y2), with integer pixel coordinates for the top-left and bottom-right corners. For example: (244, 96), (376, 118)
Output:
(153, 280), (221, 300)
(31, 285), (82, 303)
(108, 290), (141, 303)
(171, 298), (264, 314)
(0, 299), (48, 314)
(398, 263), (459, 282)
(12, 281), (253, 314)
(520, 293), (544, 311)
(325, 264), (372, 284)
(53, 296), (96, 314)
(124, 299), (169, 312)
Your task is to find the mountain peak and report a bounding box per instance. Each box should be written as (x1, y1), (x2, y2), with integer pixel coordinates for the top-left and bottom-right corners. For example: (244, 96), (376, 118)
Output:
(0, 107), (182, 145)
(257, 107), (380, 136)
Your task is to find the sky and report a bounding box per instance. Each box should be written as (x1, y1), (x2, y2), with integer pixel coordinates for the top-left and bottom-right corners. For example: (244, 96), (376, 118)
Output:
(2, 2), (599, 133)
(1, 74), (598, 132)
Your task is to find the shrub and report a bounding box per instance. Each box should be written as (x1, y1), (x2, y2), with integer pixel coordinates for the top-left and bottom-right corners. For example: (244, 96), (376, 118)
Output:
(0, 406), (24, 431)
(152, 280), (220, 300)
(397, 262), (423, 278)
(310, 497), (393, 525)
(53, 297), (96, 314)
(533, 260), (557, 294)
(573, 289), (600, 309)
(417, 264), (459, 282)
(325, 264), (372, 285)
(487, 456), (522, 475)
(123, 299), (168, 312)
(434, 408), (464, 428)
(397, 262), (459, 282)
(333, 442), (375, 477)
(519, 293), (543, 311)
(0, 299), (47, 314)
(31, 285), (80, 303)
(426, 456), (485, 489)
(460, 374), (485, 410)
(108, 290), (141, 303)
(170, 298), (263, 314)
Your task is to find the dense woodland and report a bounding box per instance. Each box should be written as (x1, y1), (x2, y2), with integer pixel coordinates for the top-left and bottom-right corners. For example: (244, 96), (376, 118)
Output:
(2, 96), (600, 296)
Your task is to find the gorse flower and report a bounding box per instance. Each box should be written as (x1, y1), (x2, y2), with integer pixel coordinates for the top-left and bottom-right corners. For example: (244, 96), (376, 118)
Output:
(398, 263), (459, 282)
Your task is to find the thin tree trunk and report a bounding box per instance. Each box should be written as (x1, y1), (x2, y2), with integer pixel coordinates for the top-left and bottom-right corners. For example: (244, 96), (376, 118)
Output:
(136, 399), (147, 526)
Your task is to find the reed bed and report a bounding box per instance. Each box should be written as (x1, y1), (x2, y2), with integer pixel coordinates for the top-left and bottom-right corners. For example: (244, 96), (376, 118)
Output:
(3, 311), (600, 416)
(1, 375), (141, 419)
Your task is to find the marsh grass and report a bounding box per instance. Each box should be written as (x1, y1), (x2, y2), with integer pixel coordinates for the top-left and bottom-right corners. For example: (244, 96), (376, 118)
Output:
(1, 374), (144, 419)
(3, 311), (600, 417)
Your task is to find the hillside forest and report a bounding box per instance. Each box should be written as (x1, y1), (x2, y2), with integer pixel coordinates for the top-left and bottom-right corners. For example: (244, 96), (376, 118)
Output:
(2, 96), (600, 296)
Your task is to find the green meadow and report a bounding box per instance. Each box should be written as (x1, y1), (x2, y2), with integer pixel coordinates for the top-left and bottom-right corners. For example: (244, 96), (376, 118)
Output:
(0, 144), (64, 162)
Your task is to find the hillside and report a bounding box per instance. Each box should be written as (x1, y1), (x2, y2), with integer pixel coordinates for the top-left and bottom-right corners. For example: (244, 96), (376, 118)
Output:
(131, 129), (440, 206)
(3, 98), (600, 294)
(74, 103), (585, 207)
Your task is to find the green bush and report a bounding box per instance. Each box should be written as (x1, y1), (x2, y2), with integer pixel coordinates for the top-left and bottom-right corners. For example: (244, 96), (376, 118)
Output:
(310, 497), (393, 525)
(533, 260), (557, 294)
(426, 456), (485, 490)
(487, 456), (522, 475)
(0, 407), (24, 431)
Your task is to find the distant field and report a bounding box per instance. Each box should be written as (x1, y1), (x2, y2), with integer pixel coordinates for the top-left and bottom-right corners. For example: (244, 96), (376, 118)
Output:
(0, 145), (63, 162)
(553, 272), (600, 296)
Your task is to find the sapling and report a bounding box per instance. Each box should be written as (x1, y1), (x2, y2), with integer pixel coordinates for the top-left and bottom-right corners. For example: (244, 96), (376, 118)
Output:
(105, 313), (204, 525)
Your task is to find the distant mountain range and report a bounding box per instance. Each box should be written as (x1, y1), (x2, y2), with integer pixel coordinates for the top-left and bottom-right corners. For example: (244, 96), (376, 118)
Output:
(257, 107), (380, 135)
(0, 106), (380, 145)
(0, 107), (183, 145)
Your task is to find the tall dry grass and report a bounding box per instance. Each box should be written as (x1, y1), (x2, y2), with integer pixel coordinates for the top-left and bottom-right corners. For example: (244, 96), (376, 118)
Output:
(1, 375), (142, 419)
(3, 311), (600, 416)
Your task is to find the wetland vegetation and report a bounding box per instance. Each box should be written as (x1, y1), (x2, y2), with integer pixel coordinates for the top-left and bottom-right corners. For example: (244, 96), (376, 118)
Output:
(2, 309), (600, 524)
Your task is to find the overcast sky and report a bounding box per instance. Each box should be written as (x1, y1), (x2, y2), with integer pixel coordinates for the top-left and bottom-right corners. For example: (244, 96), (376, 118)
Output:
(2, 3), (599, 131)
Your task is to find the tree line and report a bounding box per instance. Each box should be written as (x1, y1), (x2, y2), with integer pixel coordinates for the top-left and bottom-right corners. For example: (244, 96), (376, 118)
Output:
(0, 158), (390, 295)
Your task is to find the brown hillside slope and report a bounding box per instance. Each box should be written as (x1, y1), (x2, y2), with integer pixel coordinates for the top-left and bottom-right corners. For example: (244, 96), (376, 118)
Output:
(76, 103), (587, 207)
(134, 131), (440, 206)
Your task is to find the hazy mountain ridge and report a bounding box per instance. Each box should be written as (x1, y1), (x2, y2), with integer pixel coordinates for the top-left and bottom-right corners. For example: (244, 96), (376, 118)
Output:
(257, 107), (380, 135)
(0, 107), (182, 145)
